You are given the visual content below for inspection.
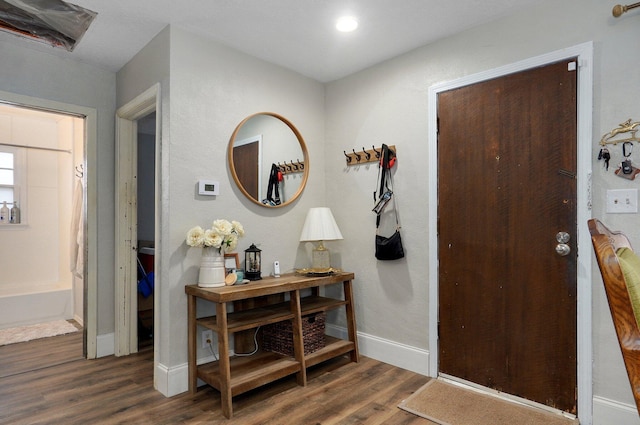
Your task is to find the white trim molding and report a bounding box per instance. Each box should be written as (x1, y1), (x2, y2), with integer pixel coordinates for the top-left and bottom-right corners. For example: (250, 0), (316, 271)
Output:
(156, 362), (189, 397)
(326, 324), (430, 376)
(593, 396), (640, 425)
(96, 332), (115, 358)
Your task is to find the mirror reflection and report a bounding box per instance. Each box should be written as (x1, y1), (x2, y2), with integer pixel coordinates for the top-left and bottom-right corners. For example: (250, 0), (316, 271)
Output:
(228, 112), (309, 207)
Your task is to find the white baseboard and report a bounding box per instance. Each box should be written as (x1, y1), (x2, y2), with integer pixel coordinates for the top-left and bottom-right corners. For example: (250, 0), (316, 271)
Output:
(73, 314), (84, 327)
(593, 396), (640, 425)
(156, 362), (189, 397)
(96, 332), (114, 358)
(325, 324), (430, 376)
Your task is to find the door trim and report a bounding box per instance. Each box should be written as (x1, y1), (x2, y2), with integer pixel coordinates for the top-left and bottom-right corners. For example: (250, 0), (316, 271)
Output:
(115, 84), (160, 356)
(427, 42), (593, 424)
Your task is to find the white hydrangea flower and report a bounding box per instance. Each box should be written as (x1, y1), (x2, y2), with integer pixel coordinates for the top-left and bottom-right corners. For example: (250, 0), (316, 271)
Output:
(231, 220), (245, 237)
(186, 226), (205, 247)
(203, 229), (219, 247)
(212, 219), (232, 236)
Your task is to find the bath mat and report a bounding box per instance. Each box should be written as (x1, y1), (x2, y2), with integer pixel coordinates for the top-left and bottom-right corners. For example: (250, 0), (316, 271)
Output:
(398, 379), (577, 425)
(0, 320), (79, 346)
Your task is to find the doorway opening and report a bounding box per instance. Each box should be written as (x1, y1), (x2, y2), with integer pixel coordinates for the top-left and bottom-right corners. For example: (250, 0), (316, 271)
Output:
(0, 93), (97, 360)
(115, 84), (160, 365)
(136, 111), (156, 350)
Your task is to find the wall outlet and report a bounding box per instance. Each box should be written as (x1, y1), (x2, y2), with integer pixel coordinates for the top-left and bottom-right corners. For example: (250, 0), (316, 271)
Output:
(606, 189), (638, 214)
(202, 330), (213, 349)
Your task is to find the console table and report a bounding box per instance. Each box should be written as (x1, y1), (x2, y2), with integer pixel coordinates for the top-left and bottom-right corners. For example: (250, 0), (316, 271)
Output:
(185, 272), (359, 419)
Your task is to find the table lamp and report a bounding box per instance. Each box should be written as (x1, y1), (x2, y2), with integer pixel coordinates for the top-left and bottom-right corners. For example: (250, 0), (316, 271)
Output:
(299, 207), (343, 270)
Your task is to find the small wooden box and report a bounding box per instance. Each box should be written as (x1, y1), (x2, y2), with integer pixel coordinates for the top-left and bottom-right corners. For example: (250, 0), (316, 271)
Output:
(263, 312), (326, 356)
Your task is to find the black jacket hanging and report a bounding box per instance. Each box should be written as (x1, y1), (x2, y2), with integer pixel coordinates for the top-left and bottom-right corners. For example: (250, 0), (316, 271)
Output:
(262, 163), (281, 206)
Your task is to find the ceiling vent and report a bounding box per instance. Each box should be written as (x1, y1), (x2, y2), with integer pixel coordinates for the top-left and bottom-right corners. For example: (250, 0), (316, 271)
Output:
(0, 0), (96, 51)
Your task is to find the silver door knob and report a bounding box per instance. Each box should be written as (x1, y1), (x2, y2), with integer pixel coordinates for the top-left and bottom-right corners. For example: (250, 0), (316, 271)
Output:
(556, 243), (571, 256)
(556, 232), (570, 244)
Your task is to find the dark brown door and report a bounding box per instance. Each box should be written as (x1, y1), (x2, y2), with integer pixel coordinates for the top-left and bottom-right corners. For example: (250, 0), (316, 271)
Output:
(437, 60), (578, 413)
(233, 142), (259, 199)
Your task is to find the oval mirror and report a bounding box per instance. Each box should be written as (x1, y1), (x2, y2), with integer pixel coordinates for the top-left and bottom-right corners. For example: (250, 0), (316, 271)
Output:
(228, 112), (309, 207)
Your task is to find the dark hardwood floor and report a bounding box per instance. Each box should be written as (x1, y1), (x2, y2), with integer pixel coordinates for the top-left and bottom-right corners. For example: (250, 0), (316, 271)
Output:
(0, 333), (431, 424)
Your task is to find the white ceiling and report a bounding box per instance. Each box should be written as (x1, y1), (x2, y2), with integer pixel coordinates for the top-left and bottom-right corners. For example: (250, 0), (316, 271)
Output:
(1, 0), (542, 82)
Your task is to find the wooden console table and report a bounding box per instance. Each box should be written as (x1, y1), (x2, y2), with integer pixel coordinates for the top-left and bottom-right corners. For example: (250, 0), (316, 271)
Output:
(185, 272), (359, 419)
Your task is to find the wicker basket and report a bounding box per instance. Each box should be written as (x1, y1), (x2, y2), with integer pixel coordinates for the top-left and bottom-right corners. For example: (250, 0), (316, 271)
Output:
(263, 312), (326, 356)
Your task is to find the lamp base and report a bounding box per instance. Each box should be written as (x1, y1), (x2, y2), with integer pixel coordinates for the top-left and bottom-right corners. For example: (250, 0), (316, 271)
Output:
(312, 244), (331, 270)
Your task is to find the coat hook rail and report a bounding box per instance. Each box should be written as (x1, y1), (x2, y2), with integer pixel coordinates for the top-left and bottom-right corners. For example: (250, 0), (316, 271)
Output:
(600, 119), (640, 146)
(613, 2), (640, 17)
(277, 160), (306, 175)
(344, 145), (396, 166)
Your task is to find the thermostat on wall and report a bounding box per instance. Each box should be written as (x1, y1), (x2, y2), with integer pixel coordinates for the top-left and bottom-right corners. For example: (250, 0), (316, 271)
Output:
(198, 180), (220, 196)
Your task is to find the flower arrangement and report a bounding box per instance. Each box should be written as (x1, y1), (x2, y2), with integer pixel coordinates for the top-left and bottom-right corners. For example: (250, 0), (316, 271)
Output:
(186, 219), (244, 253)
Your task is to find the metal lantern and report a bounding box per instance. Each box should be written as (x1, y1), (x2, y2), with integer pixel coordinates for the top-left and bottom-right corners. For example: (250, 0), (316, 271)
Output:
(244, 243), (262, 280)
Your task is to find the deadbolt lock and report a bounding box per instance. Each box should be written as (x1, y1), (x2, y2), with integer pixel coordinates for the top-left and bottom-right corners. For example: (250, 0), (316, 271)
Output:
(556, 232), (570, 244)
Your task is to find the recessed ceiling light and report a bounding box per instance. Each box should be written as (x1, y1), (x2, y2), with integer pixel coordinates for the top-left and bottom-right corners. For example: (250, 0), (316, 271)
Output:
(336, 16), (358, 32)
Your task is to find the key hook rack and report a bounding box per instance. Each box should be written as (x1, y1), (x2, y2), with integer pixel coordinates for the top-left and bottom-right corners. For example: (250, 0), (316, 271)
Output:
(600, 119), (640, 146)
(344, 145), (396, 166)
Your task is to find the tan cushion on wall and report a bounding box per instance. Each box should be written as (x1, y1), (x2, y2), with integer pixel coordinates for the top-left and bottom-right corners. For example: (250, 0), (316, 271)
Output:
(616, 247), (640, 330)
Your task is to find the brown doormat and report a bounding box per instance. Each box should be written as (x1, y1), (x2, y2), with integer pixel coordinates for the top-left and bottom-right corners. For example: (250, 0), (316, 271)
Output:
(399, 379), (578, 425)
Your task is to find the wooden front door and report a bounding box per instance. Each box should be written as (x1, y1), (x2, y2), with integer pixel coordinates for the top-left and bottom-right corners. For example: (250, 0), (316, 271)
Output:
(437, 59), (578, 413)
(233, 141), (259, 200)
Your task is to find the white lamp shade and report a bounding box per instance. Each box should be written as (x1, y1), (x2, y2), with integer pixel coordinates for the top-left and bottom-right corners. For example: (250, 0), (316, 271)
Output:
(299, 207), (343, 242)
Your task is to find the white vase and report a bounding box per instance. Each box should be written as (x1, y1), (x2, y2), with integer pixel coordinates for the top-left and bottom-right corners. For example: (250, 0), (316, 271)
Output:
(198, 247), (226, 287)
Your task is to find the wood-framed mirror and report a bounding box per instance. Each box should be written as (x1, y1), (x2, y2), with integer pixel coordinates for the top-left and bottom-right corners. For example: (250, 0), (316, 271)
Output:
(228, 112), (309, 208)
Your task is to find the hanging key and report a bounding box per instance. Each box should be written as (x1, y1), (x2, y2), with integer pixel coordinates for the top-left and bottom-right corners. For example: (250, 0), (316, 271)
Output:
(599, 148), (611, 170)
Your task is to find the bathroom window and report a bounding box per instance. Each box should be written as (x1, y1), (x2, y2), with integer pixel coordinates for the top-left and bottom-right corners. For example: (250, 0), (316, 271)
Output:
(0, 146), (26, 219)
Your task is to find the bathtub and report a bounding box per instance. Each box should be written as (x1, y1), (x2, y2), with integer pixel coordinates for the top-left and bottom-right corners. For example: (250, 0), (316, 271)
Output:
(0, 282), (74, 330)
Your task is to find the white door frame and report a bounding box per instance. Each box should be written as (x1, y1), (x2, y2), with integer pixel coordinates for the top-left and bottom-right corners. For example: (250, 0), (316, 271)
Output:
(0, 89), (98, 359)
(427, 42), (593, 424)
(115, 84), (160, 356)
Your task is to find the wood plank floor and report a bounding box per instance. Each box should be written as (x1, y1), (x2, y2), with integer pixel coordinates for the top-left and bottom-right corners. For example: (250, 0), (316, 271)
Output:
(0, 333), (432, 424)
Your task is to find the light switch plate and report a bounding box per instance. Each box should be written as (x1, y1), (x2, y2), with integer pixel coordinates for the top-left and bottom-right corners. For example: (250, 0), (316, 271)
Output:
(606, 189), (638, 214)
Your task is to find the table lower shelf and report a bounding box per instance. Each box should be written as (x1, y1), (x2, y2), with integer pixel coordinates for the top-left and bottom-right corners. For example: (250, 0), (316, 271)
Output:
(197, 336), (356, 397)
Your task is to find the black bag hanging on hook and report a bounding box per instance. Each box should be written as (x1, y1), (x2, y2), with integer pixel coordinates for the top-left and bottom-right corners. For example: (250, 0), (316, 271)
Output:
(376, 229), (404, 260)
(374, 144), (404, 260)
(262, 164), (282, 206)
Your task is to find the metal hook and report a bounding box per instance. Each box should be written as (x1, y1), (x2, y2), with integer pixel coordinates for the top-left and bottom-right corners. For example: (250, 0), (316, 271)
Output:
(344, 151), (352, 163)
(298, 159), (304, 169)
(363, 147), (371, 160)
(372, 145), (381, 159)
(291, 160), (298, 170)
(352, 149), (361, 162)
